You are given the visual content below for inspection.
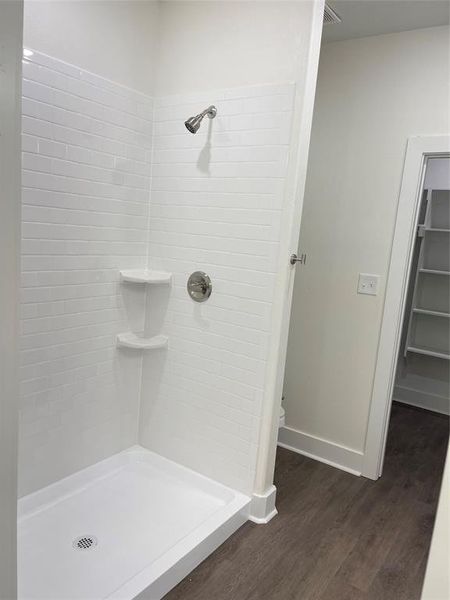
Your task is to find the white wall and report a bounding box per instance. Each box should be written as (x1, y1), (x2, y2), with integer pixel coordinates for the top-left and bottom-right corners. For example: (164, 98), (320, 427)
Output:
(18, 0), (321, 502)
(18, 0), (159, 496)
(19, 0), (157, 494)
(136, 0), (319, 496)
(23, 0), (158, 95)
(282, 26), (450, 470)
(0, 0), (22, 595)
(155, 1), (313, 96)
(140, 83), (295, 494)
(19, 50), (153, 494)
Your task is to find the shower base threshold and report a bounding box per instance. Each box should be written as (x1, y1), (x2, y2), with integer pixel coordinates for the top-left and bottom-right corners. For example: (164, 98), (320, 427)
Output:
(18, 445), (250, 599)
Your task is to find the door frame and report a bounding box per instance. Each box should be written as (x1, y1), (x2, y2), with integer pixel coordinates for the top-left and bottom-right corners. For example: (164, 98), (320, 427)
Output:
(362, 135), (450, 480)
(251, 0), (325, 515)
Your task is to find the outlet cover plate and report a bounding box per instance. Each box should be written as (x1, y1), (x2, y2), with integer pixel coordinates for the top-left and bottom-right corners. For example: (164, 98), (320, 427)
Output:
(358, 273), (379, 296)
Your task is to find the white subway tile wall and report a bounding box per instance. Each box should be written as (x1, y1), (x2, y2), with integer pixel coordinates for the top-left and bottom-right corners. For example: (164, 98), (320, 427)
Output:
(19, 51), (153, 495)
(140, 85), (295, 494)
(19, 49), (295, 497)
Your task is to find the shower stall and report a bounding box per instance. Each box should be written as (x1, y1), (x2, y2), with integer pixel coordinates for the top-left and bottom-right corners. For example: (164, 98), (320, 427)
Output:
(1, 1), (324, 598)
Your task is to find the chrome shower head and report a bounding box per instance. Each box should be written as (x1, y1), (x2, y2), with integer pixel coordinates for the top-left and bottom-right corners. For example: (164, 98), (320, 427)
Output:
(185, 105), (217, 134)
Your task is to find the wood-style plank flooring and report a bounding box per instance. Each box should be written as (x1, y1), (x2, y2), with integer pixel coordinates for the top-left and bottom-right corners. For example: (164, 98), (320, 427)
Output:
(164, 403), (449, 600)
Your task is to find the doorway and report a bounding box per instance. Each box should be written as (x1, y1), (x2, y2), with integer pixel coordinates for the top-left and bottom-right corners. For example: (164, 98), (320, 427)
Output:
(363, 139), (450, 479)
(280, 12), (449, 480)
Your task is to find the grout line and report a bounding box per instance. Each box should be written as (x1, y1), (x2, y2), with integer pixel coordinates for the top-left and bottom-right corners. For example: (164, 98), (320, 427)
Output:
(22, 147), (151, 176)
(22, 69), (154, 123)
(22, 167), (150, 193)
(24, 51), (154, 104)
(22, 113), (152, 154)
(21, 304), (124, 322)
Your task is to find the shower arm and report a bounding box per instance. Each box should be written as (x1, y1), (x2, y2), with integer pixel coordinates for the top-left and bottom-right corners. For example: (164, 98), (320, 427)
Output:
(200, 106), (217, 119)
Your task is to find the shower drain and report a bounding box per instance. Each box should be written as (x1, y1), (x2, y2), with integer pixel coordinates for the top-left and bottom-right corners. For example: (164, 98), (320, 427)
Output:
(72, 535), (98, 551)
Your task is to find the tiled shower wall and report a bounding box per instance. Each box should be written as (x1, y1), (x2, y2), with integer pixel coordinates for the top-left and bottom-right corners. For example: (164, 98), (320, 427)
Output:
(19, 51), (153, 495)
(19, 49), (296, 497)
(140, 85), (295, 494)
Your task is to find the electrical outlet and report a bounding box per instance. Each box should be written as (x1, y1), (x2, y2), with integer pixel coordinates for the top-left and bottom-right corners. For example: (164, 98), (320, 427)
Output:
(357, 273), (379, 296)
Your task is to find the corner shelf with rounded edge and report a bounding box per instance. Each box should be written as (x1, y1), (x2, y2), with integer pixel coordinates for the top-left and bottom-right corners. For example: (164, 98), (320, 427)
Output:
(119, 269), (172, 285)
(117, 269), (171, 351)
(116, 332), (168, 351)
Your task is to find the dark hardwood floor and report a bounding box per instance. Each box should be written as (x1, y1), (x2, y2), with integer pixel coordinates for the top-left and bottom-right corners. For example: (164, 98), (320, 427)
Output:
(164, 403), (449, 600)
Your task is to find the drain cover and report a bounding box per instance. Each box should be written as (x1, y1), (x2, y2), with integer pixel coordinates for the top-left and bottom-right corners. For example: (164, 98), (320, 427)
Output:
(73, 535), (98, 551)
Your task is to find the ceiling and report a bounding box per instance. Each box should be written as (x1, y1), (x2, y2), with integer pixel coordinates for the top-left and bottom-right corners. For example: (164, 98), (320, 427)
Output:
(322, 0), (450, 43)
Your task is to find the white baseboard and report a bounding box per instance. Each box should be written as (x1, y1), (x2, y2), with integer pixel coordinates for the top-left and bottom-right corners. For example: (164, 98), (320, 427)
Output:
(394, 385), (449, 415)
(248, 485), (278, 524)
(278, 426), (363, 476)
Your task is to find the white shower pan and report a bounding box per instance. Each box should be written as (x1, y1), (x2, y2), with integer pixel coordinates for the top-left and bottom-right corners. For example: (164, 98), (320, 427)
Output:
(18, 446), (250, 599)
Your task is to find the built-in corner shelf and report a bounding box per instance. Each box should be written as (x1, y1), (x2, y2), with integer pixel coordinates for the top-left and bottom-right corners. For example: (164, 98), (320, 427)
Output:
(118, 270), (171, 353)
(120, 269), (172, 285)
(116, 332), (168, 350)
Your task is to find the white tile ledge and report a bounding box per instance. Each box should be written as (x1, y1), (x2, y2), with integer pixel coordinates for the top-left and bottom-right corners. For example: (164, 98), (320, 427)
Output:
(120, 269), (172, 284)
(116, 332), (168, 350)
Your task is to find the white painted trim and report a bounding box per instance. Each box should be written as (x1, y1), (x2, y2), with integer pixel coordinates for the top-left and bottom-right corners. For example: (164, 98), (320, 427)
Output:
(393, 388), (449, 416)
(253, 0), (325, 497)
(362, 136), (450, 480)
(278, 426), (363, 476)
(248, 485), (278, 524)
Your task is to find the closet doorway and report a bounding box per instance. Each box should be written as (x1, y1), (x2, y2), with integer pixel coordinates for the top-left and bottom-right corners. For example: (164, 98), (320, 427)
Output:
(363, 136), (450, 479)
